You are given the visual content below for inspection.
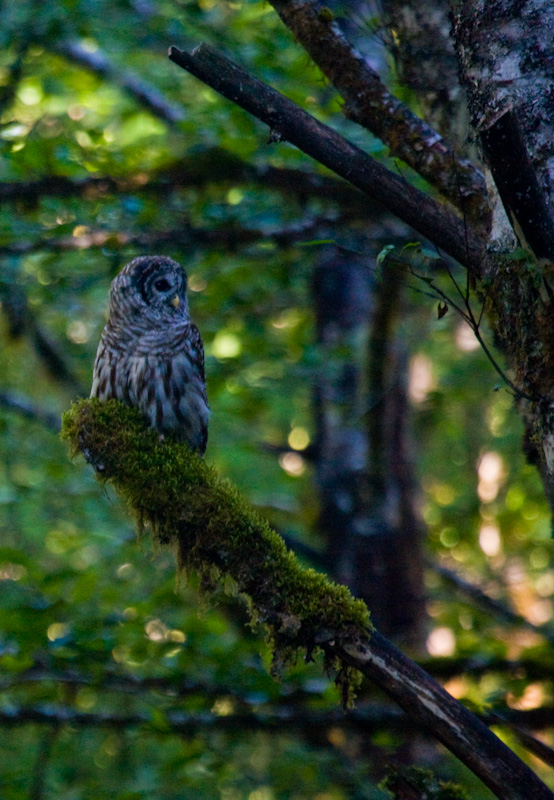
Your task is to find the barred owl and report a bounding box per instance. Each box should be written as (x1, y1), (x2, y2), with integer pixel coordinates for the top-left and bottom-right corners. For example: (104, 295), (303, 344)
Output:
(90, 256), (209, 454)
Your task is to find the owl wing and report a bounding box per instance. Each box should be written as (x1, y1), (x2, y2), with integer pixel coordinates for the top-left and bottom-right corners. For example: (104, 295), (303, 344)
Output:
(90, 337), (115, 400)
(188, 323), (206, 390)
(161, 323), (209, 451)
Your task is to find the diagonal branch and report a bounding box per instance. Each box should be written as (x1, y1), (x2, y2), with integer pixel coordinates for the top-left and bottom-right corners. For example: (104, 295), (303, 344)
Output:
(62, 400), (553, 800)
(268, 0), (488, 222)
(168, 44), (484, 273)
(0, 391), (61, 433)
(432, 561), (554, 646)
(0, 283), (85, 397)
(54, 41), (184, 126)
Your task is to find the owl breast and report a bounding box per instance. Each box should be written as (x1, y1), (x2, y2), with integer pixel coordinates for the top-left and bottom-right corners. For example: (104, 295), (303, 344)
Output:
(91, 325), (209, 454)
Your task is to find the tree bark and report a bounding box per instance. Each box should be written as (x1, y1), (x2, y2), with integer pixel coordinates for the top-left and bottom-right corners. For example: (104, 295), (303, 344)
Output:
(451, 0), (554, 258)
(450, 0), (554, 494)
(313, 245), (373, 593)
(382, 0), (469, 146)
(312, 243), (425, 648)
(363, 272), (426, 648)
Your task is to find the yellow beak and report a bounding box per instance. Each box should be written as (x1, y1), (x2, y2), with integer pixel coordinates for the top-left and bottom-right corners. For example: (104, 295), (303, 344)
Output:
(170, 294), (180, 309)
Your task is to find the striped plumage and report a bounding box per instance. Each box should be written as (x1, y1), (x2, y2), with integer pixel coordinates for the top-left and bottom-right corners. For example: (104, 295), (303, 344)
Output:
(90, 256), (209, 454)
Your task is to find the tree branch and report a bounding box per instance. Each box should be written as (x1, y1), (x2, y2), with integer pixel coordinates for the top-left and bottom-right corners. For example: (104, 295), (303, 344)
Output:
(168, 44), (484, 273)
(0, 217), (342, 257)
(268, 0), (488, 221)
(54, 41), (184, 126)
(432, 561), (554, 647)
(0, 391), (61, 433)
(424, 655), (554, 684)
(5, 696), (554, 772)
(0, 283), (85, 397)
(0, 150), (371, 210)
(61, 399), (553, 800)
(0, 702), (410, 738)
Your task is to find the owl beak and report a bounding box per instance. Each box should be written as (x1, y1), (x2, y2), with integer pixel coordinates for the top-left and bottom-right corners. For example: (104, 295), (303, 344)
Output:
(170, 294), (180, 309)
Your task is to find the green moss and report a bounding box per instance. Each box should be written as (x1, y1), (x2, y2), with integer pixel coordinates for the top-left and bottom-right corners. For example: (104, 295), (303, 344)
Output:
(317, 7), (334, 22)
(61, 399), (372, 704)
(381, 766), (469, 800)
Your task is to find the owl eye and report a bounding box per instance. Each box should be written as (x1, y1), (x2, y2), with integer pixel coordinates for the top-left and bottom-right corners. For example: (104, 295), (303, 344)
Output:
(153, 277), (171, 292)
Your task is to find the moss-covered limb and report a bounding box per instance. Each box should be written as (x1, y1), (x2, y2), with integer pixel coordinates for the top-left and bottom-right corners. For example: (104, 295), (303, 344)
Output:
(62, 401), (554, 799)
(61, 399), (371, 701)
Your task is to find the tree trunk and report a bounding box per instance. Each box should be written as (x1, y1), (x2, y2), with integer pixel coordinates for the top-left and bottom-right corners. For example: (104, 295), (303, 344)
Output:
(451, 0), (554, 501)
(313, 244), (426, 648)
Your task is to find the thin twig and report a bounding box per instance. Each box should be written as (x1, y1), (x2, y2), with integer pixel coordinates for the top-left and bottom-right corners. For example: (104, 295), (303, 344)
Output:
(383, 251), (536, 402)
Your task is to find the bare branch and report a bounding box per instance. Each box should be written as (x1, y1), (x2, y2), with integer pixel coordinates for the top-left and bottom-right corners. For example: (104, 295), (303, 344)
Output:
(425, 656), (554, 684)
(268, 0), (488, 221)
(338, 631), (554, 800)
(54, 41), (184, 126)
(0, 150), (372, 211)
(4, 692), (554, 762)
(0, 283), (85, 397)
(0, 702), (407, 736)
(0, 391), (60, 433)
(432, 561), (554, 647)
(0, 217), (342, 257)
(485, 711), (554, 769)
(168, 44), (484, 272)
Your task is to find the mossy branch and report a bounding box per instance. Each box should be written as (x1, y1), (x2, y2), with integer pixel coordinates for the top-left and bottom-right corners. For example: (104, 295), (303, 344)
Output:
(61, 399), (371, 703)
(61, 400), (554, 800)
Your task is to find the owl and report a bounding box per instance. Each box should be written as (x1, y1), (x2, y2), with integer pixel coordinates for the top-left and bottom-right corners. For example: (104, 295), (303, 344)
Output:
(90, 256), (209, 454)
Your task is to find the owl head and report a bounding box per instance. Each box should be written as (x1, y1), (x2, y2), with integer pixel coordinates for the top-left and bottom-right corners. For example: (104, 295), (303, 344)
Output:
(109, 256), (190, 325)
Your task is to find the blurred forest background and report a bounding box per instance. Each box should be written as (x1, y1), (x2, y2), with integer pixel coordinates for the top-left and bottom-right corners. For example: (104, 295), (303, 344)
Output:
(1, 0), (554, 798)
